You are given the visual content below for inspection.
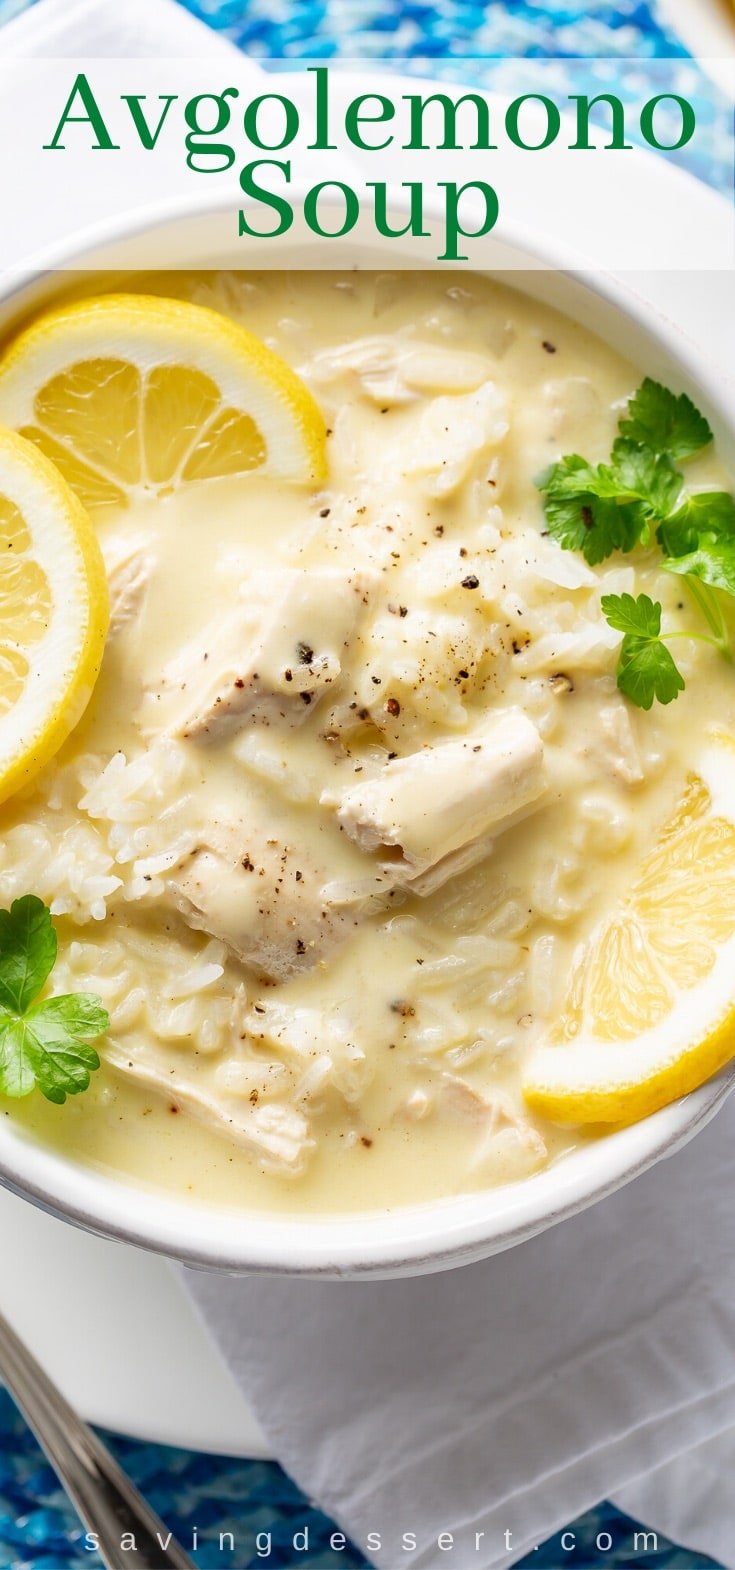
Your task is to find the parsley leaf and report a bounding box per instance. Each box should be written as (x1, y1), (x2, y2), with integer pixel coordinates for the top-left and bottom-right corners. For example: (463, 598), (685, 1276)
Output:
(618, 378), (713, 461)
(0, 896), (56, 1014)
(601, 593), (685, 710)
(0, 896), (108, 1105)
(601, 591), (661, 639)
(664, 536), (735, 598)
(539, 436), (685, 566)
(609, 439), (683, 519)
(617, 636), (686, 711)
(658, 492), (735, 558)
(540, 456), (645, 563)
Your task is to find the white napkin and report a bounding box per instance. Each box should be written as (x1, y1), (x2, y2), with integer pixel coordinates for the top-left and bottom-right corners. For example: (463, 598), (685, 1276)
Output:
(2, 3), (733, 1564)
(187, 1101), (735, 1569)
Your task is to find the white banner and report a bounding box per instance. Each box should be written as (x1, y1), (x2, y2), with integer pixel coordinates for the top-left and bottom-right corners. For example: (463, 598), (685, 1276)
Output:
(0, 58), (731, 274)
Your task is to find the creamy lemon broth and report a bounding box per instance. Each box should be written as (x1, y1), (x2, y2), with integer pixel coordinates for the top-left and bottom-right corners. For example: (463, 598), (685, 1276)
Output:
(5, 270), (734, 1212)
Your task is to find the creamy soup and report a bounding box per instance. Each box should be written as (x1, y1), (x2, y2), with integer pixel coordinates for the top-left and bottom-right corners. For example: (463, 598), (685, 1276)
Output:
(3, 270), (734, 1212)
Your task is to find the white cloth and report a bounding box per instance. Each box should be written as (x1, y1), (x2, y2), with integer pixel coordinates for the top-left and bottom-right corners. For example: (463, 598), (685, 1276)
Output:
(187, 1103), (735, 1569)
(2, 3), (734, 1565)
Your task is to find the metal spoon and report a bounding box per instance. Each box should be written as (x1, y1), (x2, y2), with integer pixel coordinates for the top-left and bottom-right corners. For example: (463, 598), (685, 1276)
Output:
(0, 1305), (196, 1569)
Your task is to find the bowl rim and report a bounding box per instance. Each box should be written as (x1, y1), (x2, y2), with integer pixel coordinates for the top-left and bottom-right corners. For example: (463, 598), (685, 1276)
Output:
(0, 185), (734, 1278)
(2, 1064), (734, 1277)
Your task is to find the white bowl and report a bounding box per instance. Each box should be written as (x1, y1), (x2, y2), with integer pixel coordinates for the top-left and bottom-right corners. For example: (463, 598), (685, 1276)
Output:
(0, 193), (734, 1279)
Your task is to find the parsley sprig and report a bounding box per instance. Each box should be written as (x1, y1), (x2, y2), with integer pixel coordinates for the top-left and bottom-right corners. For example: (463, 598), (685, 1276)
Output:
(0, 896), (108, 1104)
(600, 592), (684, 711)
(537, 378), (735, 708)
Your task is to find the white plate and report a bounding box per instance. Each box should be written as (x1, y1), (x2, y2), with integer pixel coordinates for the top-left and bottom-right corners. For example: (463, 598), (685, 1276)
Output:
(0, 1184), (268, 1457)
(656, 0), (735, 94)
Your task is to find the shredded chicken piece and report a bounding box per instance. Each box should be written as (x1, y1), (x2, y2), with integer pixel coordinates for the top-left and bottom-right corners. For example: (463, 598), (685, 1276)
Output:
(401, 381), (508, 497)
(441, 1076), (503, 1123)
(440, 1076), (547, 1179)
(105, 544), (154, 640)
(103, 1039), (311, 1173)
(167, 820), (354, 984)
(595, 702), (644, 785)
(308, 335), (493, 407)
(140, 567), (373, 741)
(321, 710), (546, 899)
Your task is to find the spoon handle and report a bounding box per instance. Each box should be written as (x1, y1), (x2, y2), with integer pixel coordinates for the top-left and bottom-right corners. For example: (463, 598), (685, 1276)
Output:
(0, 1306), (196, 1569)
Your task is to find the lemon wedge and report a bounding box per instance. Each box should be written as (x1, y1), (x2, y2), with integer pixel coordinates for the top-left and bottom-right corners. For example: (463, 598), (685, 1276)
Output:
(524, 738), (735, 1125)
(0, 427), (109, 806)
(0, 294), (327, 512)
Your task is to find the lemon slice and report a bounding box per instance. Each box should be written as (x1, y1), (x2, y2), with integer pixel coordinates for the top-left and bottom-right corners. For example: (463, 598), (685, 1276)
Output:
(0, 427), (109, 806)
(524, 738), (735, 1125)
(0, 294), (327, 512)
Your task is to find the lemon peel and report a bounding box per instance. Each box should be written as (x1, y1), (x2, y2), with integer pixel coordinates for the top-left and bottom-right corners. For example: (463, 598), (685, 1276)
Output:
(0, 427), (109, 806)
(524, 739), (735, 1125)
(0, 294), (327, 511)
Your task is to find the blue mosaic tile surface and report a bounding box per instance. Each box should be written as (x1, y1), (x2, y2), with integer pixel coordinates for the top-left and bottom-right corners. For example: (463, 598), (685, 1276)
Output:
(0, 1386), (726, 1570)
(0, 1), (730, 1566)
(123, 0), (690, 60)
